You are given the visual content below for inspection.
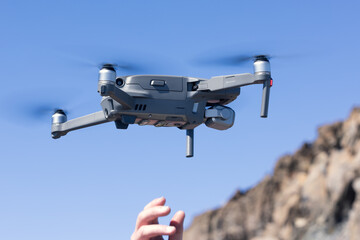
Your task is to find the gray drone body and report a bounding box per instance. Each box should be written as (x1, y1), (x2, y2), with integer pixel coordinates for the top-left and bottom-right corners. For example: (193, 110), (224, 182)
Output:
(51, 57), (273, 157)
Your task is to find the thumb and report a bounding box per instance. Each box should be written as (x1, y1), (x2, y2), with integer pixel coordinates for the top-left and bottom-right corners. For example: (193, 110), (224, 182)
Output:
(169, 211), (185, 240)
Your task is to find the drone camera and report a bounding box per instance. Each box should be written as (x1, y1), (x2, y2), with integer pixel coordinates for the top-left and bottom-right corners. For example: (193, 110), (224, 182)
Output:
(205, 105), (235, 130)
(116, 77), (125, 87)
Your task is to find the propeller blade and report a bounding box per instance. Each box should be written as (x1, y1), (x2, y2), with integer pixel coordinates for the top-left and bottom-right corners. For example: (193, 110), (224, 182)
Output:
(195, 53), (274, 67)
(56, 48), (152, 74)
(98, 62), (145, 73)
(27, 104), (68, 120)
(0, 91), (77, 124)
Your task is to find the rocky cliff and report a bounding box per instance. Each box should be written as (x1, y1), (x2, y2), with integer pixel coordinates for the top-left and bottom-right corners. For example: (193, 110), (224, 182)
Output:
(184, 108), (360, 240)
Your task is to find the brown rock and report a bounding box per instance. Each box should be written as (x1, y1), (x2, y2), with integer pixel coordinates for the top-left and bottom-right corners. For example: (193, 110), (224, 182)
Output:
(184, 108), (360, 240)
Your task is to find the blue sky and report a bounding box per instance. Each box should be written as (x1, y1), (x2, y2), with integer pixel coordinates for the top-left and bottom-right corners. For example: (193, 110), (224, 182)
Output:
(1, 1), (360, 239)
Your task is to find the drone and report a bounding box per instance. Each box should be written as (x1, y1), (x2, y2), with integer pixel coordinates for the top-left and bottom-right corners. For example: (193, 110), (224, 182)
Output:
(51, 55), (273, 157)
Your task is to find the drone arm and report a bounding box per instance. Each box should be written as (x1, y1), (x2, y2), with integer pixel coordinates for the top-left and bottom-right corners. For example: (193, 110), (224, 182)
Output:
(98, 81), (134, 110)
(199, 73), (272, 118)
(51, 111), (109, 139)
(198, 73), (261, 91)
(261, 79), (271, 117)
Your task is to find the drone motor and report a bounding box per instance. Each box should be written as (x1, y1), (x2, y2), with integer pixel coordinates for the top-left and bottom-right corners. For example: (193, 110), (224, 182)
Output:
(51, 110), (67, 139)
(99, 65), (116, 82)
(52, 109), (67, 124)
(254, 55), (270, 74)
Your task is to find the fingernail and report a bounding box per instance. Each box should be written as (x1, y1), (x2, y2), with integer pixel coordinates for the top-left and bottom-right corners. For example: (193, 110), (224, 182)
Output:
(179, 210), (185, 217)
(167, 226), (176, 233)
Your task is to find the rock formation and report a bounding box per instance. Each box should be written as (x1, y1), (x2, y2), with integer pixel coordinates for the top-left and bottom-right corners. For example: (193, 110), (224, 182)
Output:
(184, 108), (360, 240)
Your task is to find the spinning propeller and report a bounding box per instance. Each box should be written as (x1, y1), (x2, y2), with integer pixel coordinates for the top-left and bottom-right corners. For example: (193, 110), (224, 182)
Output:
(195, 53), (276, 67)
(62, 49), (153, 75)
(11, 98), (73, 124)
(8, 52), (153, 124)
(28, 104), (69, 120)
(82, 62), (147, 74)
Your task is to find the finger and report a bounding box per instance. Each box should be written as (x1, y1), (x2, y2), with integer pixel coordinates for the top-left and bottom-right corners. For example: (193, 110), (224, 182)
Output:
(136, 206), (171, 230)
(142, 197), (166, 226)
(144, 197), (166, 210)
(135, 225), (176, 240)
(169, 211), (185, 240)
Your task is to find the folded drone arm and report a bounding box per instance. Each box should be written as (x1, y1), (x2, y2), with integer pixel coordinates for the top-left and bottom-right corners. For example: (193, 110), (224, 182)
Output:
(199, 73), (272, 118)
(51, 111), (109, 139)
(98, 81), (134, 110)
(198, 73), (263, 91)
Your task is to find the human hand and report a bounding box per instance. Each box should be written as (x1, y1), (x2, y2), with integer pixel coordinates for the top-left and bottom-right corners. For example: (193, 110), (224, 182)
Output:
(131, 197), (185, 240)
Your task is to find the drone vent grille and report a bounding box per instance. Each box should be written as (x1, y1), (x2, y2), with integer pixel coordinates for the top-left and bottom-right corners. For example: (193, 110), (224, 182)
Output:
(135, 104), (147, 111)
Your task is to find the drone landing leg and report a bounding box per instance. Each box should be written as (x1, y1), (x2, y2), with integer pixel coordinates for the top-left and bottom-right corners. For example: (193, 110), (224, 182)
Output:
(186, 129), (194, 158)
